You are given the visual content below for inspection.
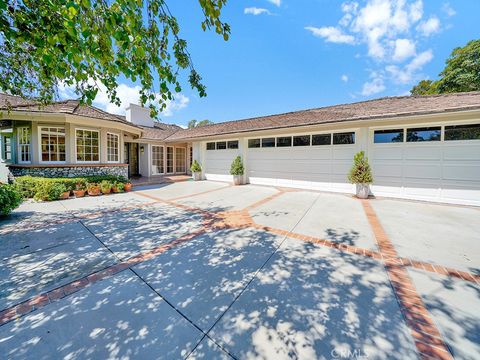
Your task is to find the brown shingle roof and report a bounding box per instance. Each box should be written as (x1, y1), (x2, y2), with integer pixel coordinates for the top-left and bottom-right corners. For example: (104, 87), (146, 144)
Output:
(140, 122), (182, 140)
(0, 93), (138, 126)
(165, 92), (480, 141)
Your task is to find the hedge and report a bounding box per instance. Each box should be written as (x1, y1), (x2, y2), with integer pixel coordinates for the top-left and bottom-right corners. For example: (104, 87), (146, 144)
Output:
(14, 175), (128, 200)
(0, 184), (22, 216)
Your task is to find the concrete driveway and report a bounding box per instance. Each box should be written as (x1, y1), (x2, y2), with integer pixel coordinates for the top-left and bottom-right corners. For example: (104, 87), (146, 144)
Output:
(0, 181), (478, 359)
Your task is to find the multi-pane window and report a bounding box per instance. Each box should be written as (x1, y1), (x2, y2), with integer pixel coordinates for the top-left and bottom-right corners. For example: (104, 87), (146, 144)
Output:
(2, 136), (12, 161)
(40, 127), (66, 162)
(444, 124), (480, 141)
(406, 127), (440, 142)
(17, 127), (31, 163)
(248, 139), (261, 148)
(262, 138), (275, 148)
(175, 147), (186, 173)
(333, 132), (355, 145)
(293, 135), (310, 146)
(312, 134), (331, 146)
(107, 133), (119, 163)
(166, 146), (174, 173)
(227, 141), (239, 149)
(216, 141), (227, 150)
(76, 129), (99, 162)
(276, 137), (292, 147)
(206, 142), (216, 150)
(152, 145), (164, 174)
(374, 129), (404, 143)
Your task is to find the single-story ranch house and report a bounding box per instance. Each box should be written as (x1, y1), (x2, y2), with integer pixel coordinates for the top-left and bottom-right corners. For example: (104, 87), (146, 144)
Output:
(1, 92), (479, 206)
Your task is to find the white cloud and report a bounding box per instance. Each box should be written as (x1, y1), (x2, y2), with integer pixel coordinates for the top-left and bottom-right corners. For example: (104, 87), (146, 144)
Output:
(361, 77), (386, 96)
(266, 0), (281, 7)
(306, 1), (443, 95)
(386, 49), (433, 83)
(393, 38), (416, 61)
(417, 16), (440, 36)
(441, 3), (456, 17)
(59, 81), (189, 117)
(244, 7), (271, 16)
(341, 75), (349, 82)
(305, 26), (355, 44)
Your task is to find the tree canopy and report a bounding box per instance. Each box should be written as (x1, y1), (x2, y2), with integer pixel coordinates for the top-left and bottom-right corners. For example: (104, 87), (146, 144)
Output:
(411, 39), (480, 95)
(188, 119), (213, 128)
(0, 0), (230, 117)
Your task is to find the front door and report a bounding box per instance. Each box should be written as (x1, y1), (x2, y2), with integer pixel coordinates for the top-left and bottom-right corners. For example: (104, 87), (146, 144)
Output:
(124, 143), (139, 177)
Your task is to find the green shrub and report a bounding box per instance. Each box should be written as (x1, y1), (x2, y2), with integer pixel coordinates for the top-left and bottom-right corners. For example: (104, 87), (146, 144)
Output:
(190, 160), (202, 173)
(100, 180), (112, 193)
(113, 181), (125, 192)
(230, 156), (244, 176)
(348, 151), (373, 184)
(0, 184), (23, 216)
(33, 182), (67, 201)
(14, 176), (39, 198)
(14, 175), (127, 199)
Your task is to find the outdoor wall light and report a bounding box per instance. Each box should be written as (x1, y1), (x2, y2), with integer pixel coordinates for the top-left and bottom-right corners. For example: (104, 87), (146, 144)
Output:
(140, 146), (145, 154)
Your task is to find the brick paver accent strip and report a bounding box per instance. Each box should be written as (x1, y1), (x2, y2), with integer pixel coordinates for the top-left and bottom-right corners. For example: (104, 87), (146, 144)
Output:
(361, 200), (453, 360)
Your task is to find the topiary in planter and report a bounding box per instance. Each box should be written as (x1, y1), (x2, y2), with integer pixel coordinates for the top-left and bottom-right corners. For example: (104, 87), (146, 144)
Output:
(190, 160), (202, 181)
(230, 156), (244, 185)
(348, 151), (373, 199)
(0, 184), (22, 216)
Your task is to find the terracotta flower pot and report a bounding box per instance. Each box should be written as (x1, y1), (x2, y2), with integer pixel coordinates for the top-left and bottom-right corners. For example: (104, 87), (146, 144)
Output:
(73, 189), (86, 198)
(87, 186), (101, 196)
(59, 191), (70, 200)
(101, 188), (112, 195)
(124, 183), (133, 192)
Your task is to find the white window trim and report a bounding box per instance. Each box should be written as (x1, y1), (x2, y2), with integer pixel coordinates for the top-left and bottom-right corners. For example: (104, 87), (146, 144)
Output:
(151, 145), (165, 175)
(17, 127), (31, 164)
(38, 126), (67, 164)
(106, 132), (120, 163)
(75, 127), (100, 164)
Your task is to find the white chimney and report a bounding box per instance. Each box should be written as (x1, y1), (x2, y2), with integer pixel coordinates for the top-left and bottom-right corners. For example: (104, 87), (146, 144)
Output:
(125, 103), (154, 127)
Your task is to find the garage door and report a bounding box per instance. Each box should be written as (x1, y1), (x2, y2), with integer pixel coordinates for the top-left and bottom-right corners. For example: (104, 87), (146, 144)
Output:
(369, 124), (480, 206)
(247, 132), (357, 193)
(204, 140), (240, 182)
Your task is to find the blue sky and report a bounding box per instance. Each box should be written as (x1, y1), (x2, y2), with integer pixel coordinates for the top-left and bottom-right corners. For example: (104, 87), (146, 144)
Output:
(70, 0), (480, 127)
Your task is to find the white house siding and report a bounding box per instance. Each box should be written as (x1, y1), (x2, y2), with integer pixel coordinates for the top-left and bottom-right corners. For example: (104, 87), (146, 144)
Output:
(192, 117), (480, 206)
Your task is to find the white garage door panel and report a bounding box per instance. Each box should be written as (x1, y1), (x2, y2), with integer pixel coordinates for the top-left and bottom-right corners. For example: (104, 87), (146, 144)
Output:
(204, 149), (239, 181)
(247, 143), (356, 193)
(370, 135), (480, 205)
(442, 164), (480, 181)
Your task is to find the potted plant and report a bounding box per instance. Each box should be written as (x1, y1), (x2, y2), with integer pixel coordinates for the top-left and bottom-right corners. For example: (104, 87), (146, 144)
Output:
(348, 151), (373, 199)
(100, 180), (112, 195)
(73, 182), (86, 198)
(59, 189), (71, 200)
(190, 160), (202, 181)
(112, 181), (125, 193)
(87, 183), (101, 196)
(124, 182), (133, 192)
(230, 156), (245, 186)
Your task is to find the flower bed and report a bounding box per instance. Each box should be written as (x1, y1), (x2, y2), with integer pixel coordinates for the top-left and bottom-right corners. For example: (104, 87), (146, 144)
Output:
(14, 175), (132, 201)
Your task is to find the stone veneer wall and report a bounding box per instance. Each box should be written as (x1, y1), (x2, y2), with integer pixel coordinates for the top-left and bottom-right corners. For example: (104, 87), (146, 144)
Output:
(8, 165), (129, 179)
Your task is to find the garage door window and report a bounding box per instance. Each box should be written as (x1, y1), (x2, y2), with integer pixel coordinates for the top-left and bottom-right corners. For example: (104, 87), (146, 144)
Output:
(374, 129), (404, 143)
(216, 141), (227, 150)
(262, 138), (275, 148)
(293, 135), (310, 146)
(228, 140), (239, 149)
(333, 132), (355, 145)
(406, 127), (440, 142)
(444, 124), (480, 141)
(206, 142), (215, 150)
(312, 134), (331, 146)
(248, 139), (261, 148)
(276, 137), (292, 147)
